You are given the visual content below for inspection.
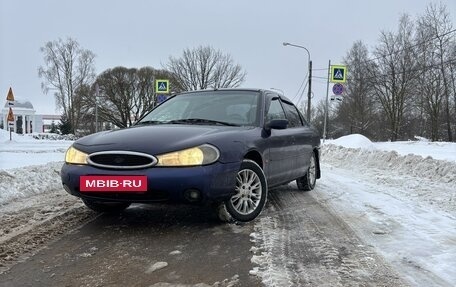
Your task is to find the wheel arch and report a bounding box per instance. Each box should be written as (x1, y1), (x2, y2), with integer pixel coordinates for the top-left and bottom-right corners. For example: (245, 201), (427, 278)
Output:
(243, 150), (263, 169)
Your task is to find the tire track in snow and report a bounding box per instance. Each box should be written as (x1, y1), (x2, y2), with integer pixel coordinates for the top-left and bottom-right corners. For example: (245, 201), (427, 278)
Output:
(315, 164), (456, 287)
(250, 185), (407, 286)
(0, 190), (99, 273)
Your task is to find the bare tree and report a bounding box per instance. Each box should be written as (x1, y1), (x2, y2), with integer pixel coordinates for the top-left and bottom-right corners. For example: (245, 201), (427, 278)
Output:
(74, 84), (96, 135)
(418, 3), (455, 141)
(331, 5), (455, 141)
(165, 46), (246, 90)
(369, 15), (417, 141)
(450, 44), (456, 138)
(415, 13), (446, 141)
(38, 38), (96, 134)
(94, 66), (174, 128)
(336, 41), (378, 138)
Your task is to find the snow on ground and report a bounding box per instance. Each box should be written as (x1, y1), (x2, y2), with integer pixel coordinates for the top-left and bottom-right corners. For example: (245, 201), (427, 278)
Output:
(0, 129), (72, 170)
(317, 142), (455, 285)
(0, 129), (72, 204)
(327, 134), (456, 162)
(375, 140), (456, 162)
(328, 135), (455, 286)
(1, 131), (456, 286)
(252, 134), (456, 287)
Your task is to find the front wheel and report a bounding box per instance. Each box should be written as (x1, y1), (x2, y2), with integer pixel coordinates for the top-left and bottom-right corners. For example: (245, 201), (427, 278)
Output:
(217, 160), (268, 222)
(82, 199), (131, 213)
(296, 152), (317, 191)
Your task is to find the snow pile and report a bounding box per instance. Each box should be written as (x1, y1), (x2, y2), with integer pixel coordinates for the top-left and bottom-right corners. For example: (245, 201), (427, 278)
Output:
(326, 134), (376, 151)
(327, 133), (456, 162)
(0, 162), (63, 205)
(322, 145), (456, 187)
(322, 144), (456, 215)
(0, 129), (36, 143)
(375, 140), (456, 162)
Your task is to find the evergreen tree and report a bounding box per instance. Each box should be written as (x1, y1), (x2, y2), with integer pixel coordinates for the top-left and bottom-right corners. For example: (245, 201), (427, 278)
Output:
(58, 113), (73, 135)
(49, 121), (58, 134)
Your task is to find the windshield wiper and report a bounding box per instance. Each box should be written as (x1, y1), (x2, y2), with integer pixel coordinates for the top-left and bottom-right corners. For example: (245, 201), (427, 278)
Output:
(166, 118), (240, 126)
(135, 120), (166, 126)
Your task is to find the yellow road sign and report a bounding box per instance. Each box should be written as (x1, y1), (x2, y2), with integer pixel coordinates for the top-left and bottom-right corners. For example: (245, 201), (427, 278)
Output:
(155, 79), (170, 94)
(6, 87), (15, 102)
(7, 107), (14, 122)
(330, 65), (347, 83)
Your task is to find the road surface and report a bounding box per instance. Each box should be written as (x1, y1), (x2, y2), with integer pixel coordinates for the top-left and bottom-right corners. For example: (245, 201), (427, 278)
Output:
(0, 183), (406, 286)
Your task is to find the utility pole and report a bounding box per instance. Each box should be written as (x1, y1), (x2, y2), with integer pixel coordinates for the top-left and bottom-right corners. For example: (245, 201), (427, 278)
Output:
(323, 60), (331, 142)
(307, 60), (312, 123)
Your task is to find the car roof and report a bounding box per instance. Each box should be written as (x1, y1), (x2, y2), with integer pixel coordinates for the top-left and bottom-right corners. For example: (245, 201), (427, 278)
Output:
(176, 88), (294, 103)
(177, 88), (262, 95)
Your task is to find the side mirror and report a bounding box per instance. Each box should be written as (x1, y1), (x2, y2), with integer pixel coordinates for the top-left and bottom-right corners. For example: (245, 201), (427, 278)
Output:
(265, 119), (288, 131)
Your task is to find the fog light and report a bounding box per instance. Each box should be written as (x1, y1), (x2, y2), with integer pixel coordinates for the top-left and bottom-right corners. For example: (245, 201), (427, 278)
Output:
(184, 189), (201, 202)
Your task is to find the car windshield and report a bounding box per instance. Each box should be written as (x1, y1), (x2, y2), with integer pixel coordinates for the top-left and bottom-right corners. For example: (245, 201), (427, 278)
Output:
(138, 91), (259, 126)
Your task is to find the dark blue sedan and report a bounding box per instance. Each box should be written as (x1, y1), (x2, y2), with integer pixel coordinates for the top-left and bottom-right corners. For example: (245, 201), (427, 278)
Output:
(61, 89), (321, 222)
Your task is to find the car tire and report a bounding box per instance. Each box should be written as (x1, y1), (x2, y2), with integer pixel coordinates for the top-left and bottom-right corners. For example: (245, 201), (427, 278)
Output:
(296, 152), (317, 191)
(218, 159), (268, 222)
(82, 199), (131, 213)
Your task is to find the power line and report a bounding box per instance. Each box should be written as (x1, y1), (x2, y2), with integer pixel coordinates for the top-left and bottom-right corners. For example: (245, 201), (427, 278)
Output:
(291, 71), (309, 102)
(348, 57), (456, 83)
(312, 58), (456, 86)
(355, 28), (456, 66)
(312, 76), (328, 80)
(307, 30), (456, 83)
(295, 80), (309, 104)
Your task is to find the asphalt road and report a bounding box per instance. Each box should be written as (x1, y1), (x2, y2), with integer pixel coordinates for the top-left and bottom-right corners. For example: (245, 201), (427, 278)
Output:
(0, 185), (406, 287)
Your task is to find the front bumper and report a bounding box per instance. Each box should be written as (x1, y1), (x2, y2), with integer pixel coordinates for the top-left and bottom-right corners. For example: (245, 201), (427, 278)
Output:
(61, 161), (240, 203)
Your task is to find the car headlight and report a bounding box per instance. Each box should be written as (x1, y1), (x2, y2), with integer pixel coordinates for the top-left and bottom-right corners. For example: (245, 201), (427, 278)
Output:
(65, 146), (88, 165)
(156, 144), (220, 166)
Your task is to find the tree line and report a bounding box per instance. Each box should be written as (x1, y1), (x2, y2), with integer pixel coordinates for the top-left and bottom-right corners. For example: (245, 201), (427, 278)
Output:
(312, 3), (456, 142)
(39, 42), (246, 135)
(39, 3), (455, 142)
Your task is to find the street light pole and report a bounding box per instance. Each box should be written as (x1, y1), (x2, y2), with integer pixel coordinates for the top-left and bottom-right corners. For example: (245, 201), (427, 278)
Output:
(283, 42), (312, 122)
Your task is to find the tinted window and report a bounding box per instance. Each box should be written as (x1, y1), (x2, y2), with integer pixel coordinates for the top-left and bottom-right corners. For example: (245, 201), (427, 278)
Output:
(282, 101), (303, 128)
(266, 98), (286, 122)
(297, 109), (308, 126)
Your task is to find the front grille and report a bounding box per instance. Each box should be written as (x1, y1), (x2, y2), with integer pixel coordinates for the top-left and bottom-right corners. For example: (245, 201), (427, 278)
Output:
(87, 151), (157, 169)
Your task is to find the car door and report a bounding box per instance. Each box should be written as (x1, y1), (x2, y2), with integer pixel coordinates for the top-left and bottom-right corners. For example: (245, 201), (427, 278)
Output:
(263, 96), (297, 186)
(280, 100), (315, 178)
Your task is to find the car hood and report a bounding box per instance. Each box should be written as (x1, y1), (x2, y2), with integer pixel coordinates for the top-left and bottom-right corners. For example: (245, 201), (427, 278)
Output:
(73, 124), (254, 155)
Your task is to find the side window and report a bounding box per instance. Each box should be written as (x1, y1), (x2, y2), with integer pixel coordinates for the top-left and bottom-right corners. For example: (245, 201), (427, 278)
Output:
(266, 98), (286, 122)
(282, 101), (303, 128)
(297, 109), (309, 126)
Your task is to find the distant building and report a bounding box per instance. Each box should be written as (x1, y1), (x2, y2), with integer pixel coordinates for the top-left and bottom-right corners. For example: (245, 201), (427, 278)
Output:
(0, 100), (60, 133)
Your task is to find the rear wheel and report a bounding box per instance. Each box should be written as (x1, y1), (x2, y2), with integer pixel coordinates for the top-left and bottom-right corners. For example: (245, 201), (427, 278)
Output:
(217, 160), (267, 222)
(296, 152), (317, 191)
(82, 199), (131, 213)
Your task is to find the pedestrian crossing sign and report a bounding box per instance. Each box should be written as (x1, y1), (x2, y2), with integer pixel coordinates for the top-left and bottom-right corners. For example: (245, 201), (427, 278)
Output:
(155, 79), (170, 94)
(330, 65), (347, 83)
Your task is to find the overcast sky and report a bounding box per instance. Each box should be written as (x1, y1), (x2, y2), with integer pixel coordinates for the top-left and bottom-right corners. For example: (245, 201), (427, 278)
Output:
(1, 0), (455, 114)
